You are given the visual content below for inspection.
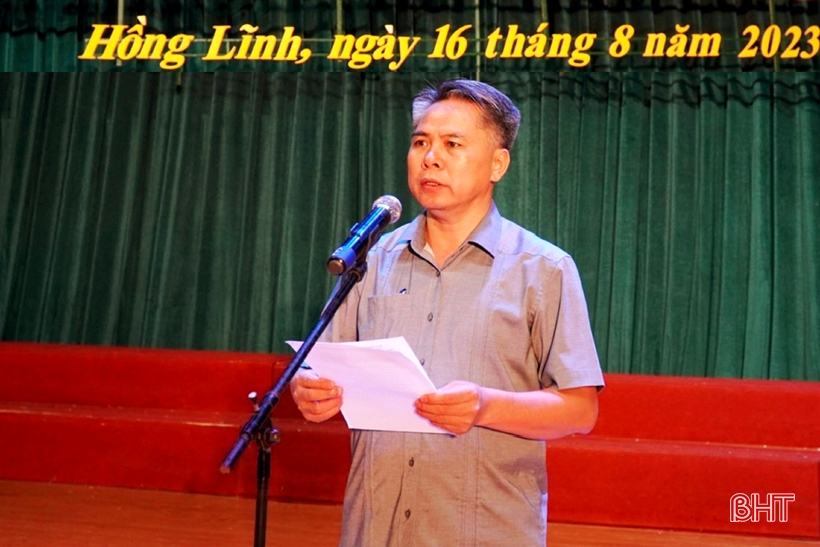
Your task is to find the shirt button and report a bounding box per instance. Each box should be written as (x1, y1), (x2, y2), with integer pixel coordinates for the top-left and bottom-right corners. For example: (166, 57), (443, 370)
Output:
(419, 359), (425, 366)
(405, 509), (411, 518)
(427, 312), (433, 321)
(409, 458), (415, 467)
(436, 270), (441, 277)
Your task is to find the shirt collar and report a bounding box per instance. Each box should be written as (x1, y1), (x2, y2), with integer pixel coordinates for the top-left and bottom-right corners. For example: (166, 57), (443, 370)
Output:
(394, 202), (503, 259)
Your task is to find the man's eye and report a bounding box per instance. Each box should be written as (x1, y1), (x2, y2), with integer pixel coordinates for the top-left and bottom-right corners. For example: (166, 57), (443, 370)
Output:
(448, 141), (460, 148)
(413, 139), (427, 147)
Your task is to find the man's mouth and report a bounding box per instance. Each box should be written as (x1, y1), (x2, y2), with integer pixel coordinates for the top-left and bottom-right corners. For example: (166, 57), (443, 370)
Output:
(420, 178), (444, 187)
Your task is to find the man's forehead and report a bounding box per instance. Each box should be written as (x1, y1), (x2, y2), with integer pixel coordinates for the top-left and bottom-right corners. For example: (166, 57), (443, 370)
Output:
(413, 99), (489, 135)
(411, 127), (467, 138)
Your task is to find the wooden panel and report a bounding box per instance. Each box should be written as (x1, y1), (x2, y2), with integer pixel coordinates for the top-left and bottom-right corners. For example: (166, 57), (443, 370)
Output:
(594, 374), (820, 447)
(0, 402), (349, 502)
(548, 436), (820, 538)
(0, 342), (281, 413)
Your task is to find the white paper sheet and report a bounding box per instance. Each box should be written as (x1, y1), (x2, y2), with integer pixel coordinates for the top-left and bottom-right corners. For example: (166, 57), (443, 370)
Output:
(286, 337), (448, 434)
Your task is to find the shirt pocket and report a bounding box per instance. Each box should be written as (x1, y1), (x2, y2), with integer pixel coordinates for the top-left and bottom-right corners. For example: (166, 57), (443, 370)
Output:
(359, 293), (413, 341)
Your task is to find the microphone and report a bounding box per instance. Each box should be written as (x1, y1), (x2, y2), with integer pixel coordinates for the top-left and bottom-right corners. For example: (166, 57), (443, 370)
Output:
(327, 195), (402, 276)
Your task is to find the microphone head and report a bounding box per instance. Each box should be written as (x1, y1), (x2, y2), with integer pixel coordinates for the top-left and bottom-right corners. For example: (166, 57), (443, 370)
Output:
(372, 195), (402, 224)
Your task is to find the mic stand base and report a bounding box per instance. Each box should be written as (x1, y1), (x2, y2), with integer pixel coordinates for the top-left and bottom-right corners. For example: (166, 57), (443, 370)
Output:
(252, 399), (280, 547)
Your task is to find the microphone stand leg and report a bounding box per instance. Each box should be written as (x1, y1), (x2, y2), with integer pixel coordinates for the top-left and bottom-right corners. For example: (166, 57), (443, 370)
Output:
(220, 263), (368, 546)
(251, 395), (280, 547)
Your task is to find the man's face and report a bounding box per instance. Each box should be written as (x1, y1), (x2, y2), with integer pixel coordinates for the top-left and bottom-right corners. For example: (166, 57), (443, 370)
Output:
(407, 98), (509, 221)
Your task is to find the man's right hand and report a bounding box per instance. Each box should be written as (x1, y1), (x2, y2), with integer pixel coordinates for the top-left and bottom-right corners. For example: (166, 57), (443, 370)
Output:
(290, 369), (343, 422)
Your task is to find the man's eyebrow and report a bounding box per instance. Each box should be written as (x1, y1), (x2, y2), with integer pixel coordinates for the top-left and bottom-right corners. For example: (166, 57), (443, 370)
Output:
(410, 130), (466, 139)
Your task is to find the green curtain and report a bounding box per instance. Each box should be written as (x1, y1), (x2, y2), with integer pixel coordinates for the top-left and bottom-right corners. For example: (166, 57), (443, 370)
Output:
(2, 1), (818, 71)
(493, 73), (820, 380)
(0, 72), (435, 350)
(1, 72), (819, 381)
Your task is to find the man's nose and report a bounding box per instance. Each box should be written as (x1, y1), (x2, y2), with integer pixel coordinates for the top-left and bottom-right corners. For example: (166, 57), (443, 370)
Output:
(422, 144), (442, 169)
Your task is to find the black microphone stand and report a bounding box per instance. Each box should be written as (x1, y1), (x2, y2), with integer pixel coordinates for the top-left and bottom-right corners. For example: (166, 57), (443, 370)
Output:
(220, 261), (367, 547)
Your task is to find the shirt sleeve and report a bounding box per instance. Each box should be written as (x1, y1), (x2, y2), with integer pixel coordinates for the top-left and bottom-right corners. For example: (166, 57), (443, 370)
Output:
(536, 255), (605, 390)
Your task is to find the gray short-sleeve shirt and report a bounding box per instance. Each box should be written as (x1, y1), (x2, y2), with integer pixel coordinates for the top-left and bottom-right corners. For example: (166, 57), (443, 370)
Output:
(325, 203), (604, 547)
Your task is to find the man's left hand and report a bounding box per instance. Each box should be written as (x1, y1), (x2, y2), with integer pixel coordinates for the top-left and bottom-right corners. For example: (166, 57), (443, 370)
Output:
(415, 380), (486, 435)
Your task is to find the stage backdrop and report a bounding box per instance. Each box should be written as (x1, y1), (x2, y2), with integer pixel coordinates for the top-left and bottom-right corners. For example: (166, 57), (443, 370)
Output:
(1, 72), (818, 381)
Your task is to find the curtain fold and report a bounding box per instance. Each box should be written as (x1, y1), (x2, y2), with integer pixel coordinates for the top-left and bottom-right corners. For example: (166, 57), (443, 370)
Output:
(1, 72), (818, 380)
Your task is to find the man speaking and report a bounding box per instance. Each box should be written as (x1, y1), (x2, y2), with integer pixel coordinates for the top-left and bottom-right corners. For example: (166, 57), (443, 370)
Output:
(291, 79), (604, 547)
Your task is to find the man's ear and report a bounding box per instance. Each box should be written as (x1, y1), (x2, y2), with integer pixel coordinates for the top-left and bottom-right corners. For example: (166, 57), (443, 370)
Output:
(490, 148), (511, 183)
